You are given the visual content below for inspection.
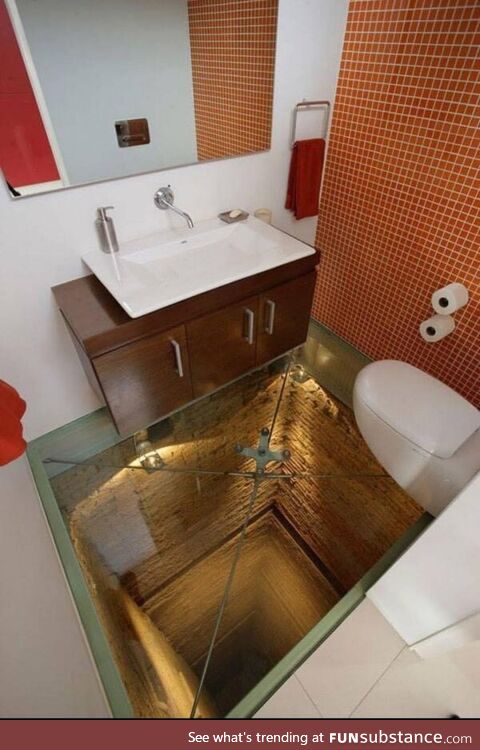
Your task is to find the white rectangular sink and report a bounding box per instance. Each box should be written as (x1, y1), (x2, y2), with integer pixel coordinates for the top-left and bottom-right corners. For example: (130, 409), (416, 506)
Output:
(82, 216), (315, 318)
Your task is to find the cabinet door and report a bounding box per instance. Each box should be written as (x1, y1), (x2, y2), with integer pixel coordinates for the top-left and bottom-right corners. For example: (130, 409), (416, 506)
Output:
(187, 296), (258, 398)
(257, 272), (316, 365)
(93, 325), (193, 435)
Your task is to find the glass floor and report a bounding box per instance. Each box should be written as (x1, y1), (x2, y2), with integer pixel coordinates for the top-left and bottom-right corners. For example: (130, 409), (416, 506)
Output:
(28, 345), (427, 718)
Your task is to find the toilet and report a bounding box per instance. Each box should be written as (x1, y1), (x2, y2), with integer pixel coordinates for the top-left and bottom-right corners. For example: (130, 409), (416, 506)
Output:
(353, 360), (480, 516)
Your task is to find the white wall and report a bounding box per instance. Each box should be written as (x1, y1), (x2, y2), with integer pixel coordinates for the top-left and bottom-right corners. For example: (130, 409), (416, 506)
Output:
(15, 0), (197, 185)
(0, 459), (109, 717)
(368, 472), (480, 646)
(0, 0), (349, 716)
(271, 0), (347, 245)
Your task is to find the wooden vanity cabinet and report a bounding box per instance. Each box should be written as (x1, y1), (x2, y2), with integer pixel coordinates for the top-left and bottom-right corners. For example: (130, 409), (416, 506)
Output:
(52, 253), (318, 436)
(92, 325), (192, 436)
(187, 296), (258, 398)
(257, 273), (316, 366)
(187, 273), (316, 398)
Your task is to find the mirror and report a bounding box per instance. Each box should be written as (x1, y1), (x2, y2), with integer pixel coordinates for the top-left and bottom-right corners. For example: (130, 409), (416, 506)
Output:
(0, 0), (278, 197)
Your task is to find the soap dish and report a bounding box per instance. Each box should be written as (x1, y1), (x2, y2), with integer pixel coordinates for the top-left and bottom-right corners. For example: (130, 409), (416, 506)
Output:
(218, 209), (249, 224)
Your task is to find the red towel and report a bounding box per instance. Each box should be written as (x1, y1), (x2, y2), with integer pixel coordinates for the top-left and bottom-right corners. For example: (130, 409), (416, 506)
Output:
(0, 380), (26, 466)
(285, 138), (325, 220)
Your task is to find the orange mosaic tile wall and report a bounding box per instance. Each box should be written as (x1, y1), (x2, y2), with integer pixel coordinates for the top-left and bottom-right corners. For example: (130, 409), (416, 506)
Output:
(313, 0), (479, 405)
(187, 0), (277, 161)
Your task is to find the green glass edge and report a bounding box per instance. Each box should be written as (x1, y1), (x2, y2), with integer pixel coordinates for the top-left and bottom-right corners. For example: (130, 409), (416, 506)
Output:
(308, 318), (372, 369)
(27, 423), (134, 718)
(29, 407), (121, 479)
(227, 512), (432, 719)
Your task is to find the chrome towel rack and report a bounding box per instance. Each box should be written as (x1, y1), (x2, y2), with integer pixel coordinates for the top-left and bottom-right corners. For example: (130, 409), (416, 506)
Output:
(290, 99), (330, 147)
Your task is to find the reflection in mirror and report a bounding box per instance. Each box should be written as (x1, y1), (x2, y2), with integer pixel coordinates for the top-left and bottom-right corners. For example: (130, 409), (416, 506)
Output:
(0, 0), (278, 197)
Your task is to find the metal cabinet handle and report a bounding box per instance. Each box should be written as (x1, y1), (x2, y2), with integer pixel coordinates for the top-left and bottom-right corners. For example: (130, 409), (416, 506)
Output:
(243, 308), (255, 345)
(170, 339), (184, 378)
(264, 299), (276, 335)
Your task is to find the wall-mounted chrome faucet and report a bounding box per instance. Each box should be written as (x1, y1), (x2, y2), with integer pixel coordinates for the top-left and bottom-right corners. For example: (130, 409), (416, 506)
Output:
(154, 186), (194, 229)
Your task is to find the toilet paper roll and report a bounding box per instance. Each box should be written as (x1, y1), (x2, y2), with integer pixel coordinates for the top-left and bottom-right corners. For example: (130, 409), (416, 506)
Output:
(419, 314), (455, 343)
(432, 282), (469, 315)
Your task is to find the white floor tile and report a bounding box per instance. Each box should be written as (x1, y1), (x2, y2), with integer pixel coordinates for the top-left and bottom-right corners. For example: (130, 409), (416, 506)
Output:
(351, 647), (448, 718)
(432, 641), (480, 718)
(295, 599), (405, 717)
(254, 676), (323, 718)
(351, 641), (480, 718)
(411, 610), (480, 660)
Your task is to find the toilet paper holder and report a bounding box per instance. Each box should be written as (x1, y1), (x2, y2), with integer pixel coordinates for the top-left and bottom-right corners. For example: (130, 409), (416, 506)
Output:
(419, 282), (468, 343)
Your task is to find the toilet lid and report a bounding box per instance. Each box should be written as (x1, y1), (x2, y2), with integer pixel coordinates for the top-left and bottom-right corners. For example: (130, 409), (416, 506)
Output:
(356, 360), (480, 459)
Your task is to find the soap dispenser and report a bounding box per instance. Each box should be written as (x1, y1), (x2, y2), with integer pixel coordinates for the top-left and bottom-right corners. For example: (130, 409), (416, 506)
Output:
(96, 206), (119, 254)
